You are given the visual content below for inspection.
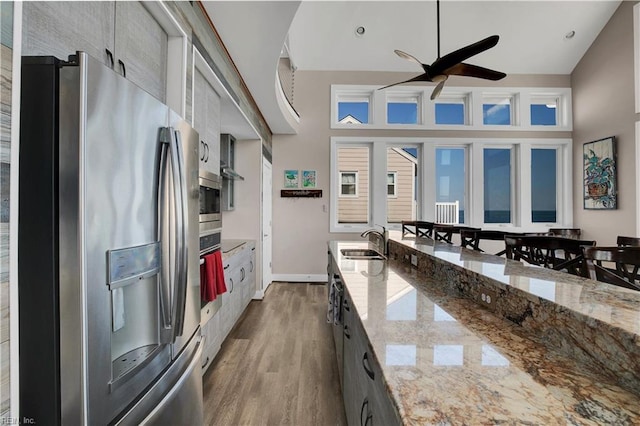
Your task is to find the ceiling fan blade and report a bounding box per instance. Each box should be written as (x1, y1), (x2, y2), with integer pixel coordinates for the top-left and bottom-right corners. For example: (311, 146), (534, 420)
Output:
(395, 50), (422, 65)
(378, 73), (431, 91)
(395, 50), (430, 73)
(430, 77), (448, 100)
(431, 35), (500, 75)
(447, 63), (506, 81)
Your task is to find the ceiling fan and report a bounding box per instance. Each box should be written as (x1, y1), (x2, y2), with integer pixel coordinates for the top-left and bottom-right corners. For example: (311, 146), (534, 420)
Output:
(380, 0), (506, 100)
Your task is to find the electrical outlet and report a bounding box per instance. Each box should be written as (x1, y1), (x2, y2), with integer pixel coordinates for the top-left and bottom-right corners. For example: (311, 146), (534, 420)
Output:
(480, 288), (497, 311)
(410, 254), (418, 267)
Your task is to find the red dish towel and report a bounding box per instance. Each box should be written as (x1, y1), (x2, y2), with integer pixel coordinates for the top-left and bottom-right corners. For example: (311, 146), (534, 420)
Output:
(200, 251), (227, 302)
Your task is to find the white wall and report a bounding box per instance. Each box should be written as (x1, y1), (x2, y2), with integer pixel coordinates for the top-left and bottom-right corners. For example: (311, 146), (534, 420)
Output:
(272, 71), (572, 277)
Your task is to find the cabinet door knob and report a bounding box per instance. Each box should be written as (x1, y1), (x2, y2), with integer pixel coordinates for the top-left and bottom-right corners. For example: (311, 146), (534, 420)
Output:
(362, 352), (375, 380)
(200, 141), (206, 161)
(204, 143), (209, 162)
(202, 356), (209, 369)
(343, 325), (350, 339)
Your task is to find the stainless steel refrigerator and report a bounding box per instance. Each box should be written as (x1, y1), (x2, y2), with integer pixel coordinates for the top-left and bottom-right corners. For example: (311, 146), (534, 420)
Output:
(18, 51), (203, 425)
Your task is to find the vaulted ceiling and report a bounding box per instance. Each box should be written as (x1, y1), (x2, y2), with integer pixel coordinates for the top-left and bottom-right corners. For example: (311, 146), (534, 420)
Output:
(203, 0), (621, 134)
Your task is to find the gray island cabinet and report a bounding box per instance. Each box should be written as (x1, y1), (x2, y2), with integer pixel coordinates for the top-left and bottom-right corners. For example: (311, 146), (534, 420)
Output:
(328, 235), (640, 425)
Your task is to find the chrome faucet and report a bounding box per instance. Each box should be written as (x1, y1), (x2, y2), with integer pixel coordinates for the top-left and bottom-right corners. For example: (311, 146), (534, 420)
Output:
(361, 225), (388, 255)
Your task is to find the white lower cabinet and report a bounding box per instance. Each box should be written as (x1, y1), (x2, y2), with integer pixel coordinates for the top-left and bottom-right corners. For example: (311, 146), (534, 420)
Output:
(201, 241), (256, 375)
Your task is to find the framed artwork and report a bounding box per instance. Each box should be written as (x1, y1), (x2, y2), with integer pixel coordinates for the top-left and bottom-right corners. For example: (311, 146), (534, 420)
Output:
(583, 136), (617, 209)
(284, 170), (299, 188)
(302, 170), (317, 188)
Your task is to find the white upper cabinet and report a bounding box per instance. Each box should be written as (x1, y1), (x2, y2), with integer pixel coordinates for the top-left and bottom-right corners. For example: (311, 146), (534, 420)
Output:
(22, 1), (186, 110)
(193, 49), (221, 176)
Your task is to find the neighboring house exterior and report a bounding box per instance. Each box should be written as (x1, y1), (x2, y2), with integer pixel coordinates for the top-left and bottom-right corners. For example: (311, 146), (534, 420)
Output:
(337, 146), (416, 223)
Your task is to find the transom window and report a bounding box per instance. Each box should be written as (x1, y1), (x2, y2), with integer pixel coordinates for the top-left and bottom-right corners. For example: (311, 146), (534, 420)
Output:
(483, 95), (514, 126)
(332, 85), (571, 130)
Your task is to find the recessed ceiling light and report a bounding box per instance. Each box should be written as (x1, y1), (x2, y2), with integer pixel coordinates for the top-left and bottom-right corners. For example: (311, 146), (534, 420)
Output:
(565, 30), (576, 39)
(355, 26), (365, 37)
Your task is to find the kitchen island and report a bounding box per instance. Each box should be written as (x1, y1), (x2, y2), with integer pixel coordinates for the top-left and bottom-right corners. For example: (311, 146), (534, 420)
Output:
(328, 234), (640, 425)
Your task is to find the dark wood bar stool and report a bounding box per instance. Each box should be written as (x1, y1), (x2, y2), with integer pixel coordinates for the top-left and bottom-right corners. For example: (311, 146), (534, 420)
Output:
(617, 236), (640, 247)
(401, 221), (435, 239)
(460, 229), (521, 256)
(432, 224), (480, 244)
(505, 235), (596, 276)
(583, 246), (640, 291)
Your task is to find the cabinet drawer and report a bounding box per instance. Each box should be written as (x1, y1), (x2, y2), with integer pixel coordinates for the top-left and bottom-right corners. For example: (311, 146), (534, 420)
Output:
(200, 298), (221, 324)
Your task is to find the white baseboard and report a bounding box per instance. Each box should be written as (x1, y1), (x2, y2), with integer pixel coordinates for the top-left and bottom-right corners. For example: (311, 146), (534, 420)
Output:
(271, 274), (328, 283)
(252, 290), (265, 300)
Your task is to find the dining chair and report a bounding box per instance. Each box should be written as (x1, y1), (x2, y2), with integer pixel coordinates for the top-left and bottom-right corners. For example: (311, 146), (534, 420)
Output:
(583, 246), (640, 291)
(433, 225), (480, 244)
(548, 228), (582, 238)
(617, 235), (640, 247)
(401, 221), (435, 239)
(460, 229), (521, 256)
(505, 235), (596, 276)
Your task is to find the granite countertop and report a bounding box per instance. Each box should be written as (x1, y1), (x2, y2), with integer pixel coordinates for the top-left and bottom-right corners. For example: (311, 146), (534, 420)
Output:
(328, 238), (640, 425)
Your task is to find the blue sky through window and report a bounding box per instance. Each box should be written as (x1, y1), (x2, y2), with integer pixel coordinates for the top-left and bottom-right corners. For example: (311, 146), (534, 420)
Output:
(387, 102), (417, 124)
(435, 103), (464, 125)
(483, 104), (511, 125)
(531, 104), (557, 126)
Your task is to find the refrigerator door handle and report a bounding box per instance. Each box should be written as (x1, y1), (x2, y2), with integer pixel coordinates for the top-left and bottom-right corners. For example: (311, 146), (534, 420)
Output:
(168, 128), (188, 340)
(157, 134), (173, 341)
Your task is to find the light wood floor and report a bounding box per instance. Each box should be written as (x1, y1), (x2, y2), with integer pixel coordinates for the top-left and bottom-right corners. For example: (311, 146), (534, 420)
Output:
(203, 282), (347, 426)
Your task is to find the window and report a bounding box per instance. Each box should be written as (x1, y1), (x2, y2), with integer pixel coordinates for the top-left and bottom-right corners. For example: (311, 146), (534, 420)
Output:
(336, 146), (370, 225)
(484, 148), (512, 223)
(531, 148), (557, 222)
(387, 94), (420, 124)
(331, 137), (570, 233)
(340, 172), (358, 196)
(332, 85), (571, 130)
(387, 172), (397, 196)
(530, 97), (558, 126)
(387, 147), (418, 223)
(435, 94), (469, 125)
(337, 95), (370, 124)
(483, 95), (513, 125)
(435, 148), (466, 223)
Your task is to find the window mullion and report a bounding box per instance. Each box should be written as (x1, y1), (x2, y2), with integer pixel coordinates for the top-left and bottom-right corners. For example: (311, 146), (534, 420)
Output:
(372, 143), (388, 226)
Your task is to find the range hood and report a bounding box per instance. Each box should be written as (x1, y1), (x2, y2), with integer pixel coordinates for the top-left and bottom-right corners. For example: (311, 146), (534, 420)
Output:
(220, 160), (244, 181)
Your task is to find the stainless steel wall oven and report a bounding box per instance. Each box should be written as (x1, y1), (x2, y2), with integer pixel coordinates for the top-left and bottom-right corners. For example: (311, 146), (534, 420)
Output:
(199, 170), (222, 235)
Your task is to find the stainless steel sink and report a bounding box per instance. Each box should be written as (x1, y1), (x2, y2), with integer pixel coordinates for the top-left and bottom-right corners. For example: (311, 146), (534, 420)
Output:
(340, 248), (386, 260)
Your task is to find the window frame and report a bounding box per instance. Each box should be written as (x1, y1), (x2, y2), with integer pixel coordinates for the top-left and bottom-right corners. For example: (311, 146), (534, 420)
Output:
(331, 137), (571, 233)
(332, 85), (572, 131)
